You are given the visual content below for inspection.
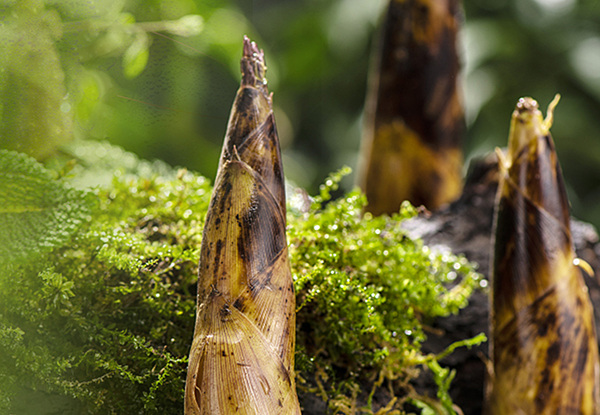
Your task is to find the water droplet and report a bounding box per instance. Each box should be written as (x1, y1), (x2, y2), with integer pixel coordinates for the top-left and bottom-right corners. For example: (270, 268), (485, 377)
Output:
(60, 101), (71, 113)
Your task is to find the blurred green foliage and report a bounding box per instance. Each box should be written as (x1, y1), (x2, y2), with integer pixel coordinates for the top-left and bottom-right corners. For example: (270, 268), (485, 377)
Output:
(2, 0), (599, 226)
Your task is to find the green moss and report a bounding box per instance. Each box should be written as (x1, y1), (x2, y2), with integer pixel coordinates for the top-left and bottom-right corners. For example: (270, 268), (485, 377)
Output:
(0, 142), (483, 414)
(288, 168), (483, 414)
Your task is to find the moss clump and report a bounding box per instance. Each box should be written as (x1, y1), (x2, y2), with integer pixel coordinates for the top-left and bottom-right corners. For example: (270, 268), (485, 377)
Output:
(289, 167), (482, 414)
(0, 142), (483, 414)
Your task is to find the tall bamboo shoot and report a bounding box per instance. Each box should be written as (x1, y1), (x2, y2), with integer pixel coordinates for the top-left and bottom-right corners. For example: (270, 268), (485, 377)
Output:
(184, 37), (301, 415)
(358, 0), (464, 215)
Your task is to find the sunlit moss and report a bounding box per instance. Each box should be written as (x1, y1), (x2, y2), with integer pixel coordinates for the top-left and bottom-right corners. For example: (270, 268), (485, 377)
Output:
(0, 144), (483, 414)
(288, 168), (482, 414)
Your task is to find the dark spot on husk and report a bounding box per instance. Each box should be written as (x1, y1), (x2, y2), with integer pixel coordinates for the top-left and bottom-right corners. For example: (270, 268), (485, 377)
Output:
(237, 236), (246, 260)
(227, 88), (262, 146)
(546, 341), (560, 366)
(492, 185), (568, 317)
(573, 332), (590, 377)
(373, 0), (462, 150)
(414, 3), (429, 30)
(233, 297), (245, 312)
(537, 311), (556, 337)
(535, 367), (553, 412)
(209, 285), (220, 298)
(562, 310), (576, 331)
(217, 181), (233, 214)
(248, 269), (274, 296)
(220, 303), (232, 322)
(213, 239), (223, 274)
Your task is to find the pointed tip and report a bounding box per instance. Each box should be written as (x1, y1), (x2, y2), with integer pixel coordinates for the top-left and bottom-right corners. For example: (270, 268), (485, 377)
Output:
(240, 36), (266, 88)
(512, 97), (542, 126)
(507, 96), (546, 163)
(242, 35), (261, 60)
(515, 97), (539, 113)
(243, 35), (253, 58)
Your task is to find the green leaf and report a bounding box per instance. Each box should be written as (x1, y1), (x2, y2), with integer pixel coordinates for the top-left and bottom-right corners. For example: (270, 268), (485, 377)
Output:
(123, 31), (150, 79)
(164, 14), (204, 37)
(0, 150), (94, 264)
(410, 397), (447, 415)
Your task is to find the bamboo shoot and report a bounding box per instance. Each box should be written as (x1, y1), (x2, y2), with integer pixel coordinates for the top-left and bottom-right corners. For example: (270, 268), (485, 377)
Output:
(358, 0), (464, 215)
(184, 36), (301, 415)
(487, 96), (600, 414)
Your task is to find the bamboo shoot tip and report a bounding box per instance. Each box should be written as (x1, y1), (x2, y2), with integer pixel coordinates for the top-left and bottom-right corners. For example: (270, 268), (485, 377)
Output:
(240, 36), (266, 87)
(516, 97), (539, 113)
